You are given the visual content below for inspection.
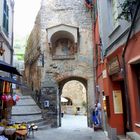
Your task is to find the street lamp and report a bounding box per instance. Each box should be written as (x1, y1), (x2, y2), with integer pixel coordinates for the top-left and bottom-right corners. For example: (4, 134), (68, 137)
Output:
(0, 41), (5, 56)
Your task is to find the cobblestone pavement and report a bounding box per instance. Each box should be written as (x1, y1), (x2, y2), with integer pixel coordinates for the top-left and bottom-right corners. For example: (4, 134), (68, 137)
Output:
(27, 128), (109, 140)
(27, 115), (110, 140)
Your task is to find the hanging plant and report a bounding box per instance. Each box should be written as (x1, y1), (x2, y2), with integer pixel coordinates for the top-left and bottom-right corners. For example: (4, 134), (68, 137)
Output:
(118, 0), (138, 21)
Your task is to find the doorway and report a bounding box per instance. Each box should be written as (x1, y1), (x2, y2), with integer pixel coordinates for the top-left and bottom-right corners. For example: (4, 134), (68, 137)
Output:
(120, 80), (127, 134)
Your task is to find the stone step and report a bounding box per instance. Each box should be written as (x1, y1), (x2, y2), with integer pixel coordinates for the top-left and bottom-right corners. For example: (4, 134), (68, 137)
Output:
(117, 135), (126, 140)
(38, 124), (51, 130)
(16, 98), (37, 106)
(11, 114), (42, 123)
(127, 132), (140, 140)
(12, 105), (41, 115)
(35, 120), (48, 126)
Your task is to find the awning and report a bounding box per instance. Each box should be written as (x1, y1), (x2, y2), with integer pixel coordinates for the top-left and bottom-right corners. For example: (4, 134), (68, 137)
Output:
(0, 60), (22, 76)
(61, 97), (68, 102)
(0, 76), (26, 87)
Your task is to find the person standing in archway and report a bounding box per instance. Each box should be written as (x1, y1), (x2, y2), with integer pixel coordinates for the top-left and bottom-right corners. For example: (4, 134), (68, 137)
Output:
(92, 106), (99, 131)
(96, 101), (102, 128)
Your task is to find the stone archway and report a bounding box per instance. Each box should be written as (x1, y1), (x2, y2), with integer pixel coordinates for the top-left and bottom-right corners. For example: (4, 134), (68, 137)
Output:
(58, 76), (89, 127)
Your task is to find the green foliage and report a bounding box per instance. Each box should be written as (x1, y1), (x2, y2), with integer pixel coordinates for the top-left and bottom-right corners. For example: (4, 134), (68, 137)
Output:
(82, 101), (87, 108)
(16, 54), (24, 60)
(13, 35), (28, 61)
(118, 0), (138, 21)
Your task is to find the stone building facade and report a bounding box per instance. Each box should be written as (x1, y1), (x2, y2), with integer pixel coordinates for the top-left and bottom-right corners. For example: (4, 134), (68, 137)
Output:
(24, 0), (95, 127)
(0, 0), (14, 64)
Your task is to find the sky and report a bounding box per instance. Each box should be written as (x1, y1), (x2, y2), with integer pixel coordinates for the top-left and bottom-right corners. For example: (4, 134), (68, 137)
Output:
(14, 0), (41, 38)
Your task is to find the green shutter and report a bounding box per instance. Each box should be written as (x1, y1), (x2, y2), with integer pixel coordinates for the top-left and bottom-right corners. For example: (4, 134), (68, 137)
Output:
(3, 0), (9, 35)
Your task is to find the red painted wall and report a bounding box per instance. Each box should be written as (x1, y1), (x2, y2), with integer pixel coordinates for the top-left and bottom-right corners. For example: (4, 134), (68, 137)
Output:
(104, 31), (140, 134)
(103, 45), (125, 134)
(124, 31), (140, 134)
(93, 14), (124, 134)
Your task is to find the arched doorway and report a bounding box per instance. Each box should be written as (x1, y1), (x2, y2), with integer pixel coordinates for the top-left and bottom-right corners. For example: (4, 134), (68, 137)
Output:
(58, 77), (88, 128)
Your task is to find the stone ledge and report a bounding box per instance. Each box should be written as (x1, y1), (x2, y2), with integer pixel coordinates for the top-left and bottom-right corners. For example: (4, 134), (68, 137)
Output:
(127, 132), (140, 140)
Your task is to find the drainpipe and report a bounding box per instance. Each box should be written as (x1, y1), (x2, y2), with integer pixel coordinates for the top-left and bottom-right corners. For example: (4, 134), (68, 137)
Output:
(122, 0), (140, 131)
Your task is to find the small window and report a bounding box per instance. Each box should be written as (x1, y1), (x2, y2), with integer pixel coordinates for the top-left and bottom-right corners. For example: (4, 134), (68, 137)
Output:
(76, 107), (80, 111)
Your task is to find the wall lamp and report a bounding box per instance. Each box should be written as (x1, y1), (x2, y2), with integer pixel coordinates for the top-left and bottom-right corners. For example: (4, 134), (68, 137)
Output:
(37, 53), (44, 67)
(0, 41), (5, 56)
(96, 38), (102, 46)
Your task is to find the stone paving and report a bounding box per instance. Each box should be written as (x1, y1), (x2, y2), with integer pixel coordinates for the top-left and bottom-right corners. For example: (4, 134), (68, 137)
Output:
(27, 115), (110, 140)
(27, 128), (109, 140)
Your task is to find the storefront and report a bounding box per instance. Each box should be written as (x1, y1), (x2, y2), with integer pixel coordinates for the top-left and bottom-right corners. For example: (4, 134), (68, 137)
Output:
(0, 60), (22, 122)
(0, 60), (31, 139)
(102, 46), (128, 135)
(102, 31), (140, 136)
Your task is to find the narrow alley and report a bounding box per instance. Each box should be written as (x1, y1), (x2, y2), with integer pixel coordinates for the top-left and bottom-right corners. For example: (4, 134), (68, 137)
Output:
(12, 93), (109, 140)
(1, 0), (140, 140)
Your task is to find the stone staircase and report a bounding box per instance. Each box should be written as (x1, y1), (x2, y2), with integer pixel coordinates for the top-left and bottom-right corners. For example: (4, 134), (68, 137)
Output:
(11, 89), (50, 130)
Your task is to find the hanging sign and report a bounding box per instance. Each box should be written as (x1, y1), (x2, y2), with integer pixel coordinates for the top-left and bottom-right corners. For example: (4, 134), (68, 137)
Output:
(108, 56), (120, 75)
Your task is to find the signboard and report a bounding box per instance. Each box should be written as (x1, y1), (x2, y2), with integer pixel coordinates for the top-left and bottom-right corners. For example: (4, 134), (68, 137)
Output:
(113, 90), (123, 114)
(102, 69), (107, 78)
(44, 100), (49, 108)
(108, 56), (120, 75)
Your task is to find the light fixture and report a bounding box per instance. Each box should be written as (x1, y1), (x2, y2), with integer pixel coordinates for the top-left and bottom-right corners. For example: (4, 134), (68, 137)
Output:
(0, 41), (5, 56)
(37, 53), (44, 67)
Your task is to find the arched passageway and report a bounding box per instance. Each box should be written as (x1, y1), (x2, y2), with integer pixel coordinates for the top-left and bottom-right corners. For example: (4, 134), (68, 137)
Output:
(58, 77), (88, 128)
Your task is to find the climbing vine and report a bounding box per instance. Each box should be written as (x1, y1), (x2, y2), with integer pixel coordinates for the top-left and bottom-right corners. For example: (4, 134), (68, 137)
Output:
(118, 0), (138, 21)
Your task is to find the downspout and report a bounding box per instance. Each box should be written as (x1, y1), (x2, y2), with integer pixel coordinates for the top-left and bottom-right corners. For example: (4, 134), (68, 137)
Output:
(122, 0), (140, 131)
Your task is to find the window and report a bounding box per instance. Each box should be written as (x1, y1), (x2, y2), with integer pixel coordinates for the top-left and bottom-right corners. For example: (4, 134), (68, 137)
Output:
(111, 0), (119, 28)
(3, 0), (9, 35)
